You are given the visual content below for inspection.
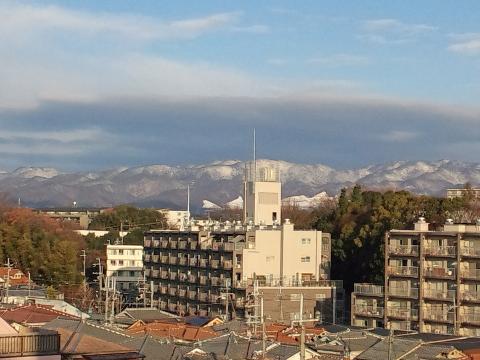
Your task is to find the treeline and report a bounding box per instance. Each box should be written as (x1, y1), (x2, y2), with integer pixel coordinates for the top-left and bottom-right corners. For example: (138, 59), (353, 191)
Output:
(87, 205), (167, 246)
(0, 206), (83, 286)
(312, 185), (472, 292)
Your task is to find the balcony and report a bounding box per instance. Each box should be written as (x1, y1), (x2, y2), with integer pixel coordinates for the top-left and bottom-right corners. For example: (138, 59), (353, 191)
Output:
(354, 305), (384, 318)
(169, 257), (178, 265)
(424, 267), (455, 280)
(178, 288), (187, 297)
(424, 311), (454, 323)
(153, 240), (160, 247)
(461, 268), (480, 280)
(144, 254), (151, 262)
(424, 246), (456, 257)
(188, 291), (197, 300)
(223, 260), (233, 270)
(210, 277), (221, 286)
(460, 311), (480, 325)
(178, 257), (188, 266)
(388, 244), (419, 257)
(144, 268), (152, 277)
(212, 243), (221, 251)
(160, 270), (168, 280)
(178, 273), (188, 282)
(159, 301), (167, 310)
(168, 303), (177, 312)
(160, 240), (168, 248)
(423, 289), (456, 301)
(199, 276), (208, 285)
(388, 265), (419, 278)
(199, 259), (209, 268)
(178, 241), (188, 250)
(235, 299), (245, 309)
(152, 269), (159, 278)
(198, 293), (208, 302)
(189, 241), (198, 250)
(161, 255), (169, 263)
(461, 290), (480, 303)
(160, 285), (168, 294)
(386, 307), (418, 320)
(170, 240), (178, 249)
(354, 284), (384, 297)
(460, 247), (480, 258)
(0, 332), (60, 357)
(388, 287), (419, 298)
(222, 243), (235, 252)
(211, 260), (220, 269)
(144, 239), (152, 247)
(188, 275), (197, 283)
(169, 273), (178, 281)
(200, 242), (210, 250)
(189, 258), (198, 266)
(152, 254), (159, 263)
(168, 287), (177, 296)
(209, 294), (220, 303)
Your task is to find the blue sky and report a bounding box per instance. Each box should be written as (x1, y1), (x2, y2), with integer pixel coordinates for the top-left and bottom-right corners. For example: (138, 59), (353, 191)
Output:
(0, 1), (479, 170)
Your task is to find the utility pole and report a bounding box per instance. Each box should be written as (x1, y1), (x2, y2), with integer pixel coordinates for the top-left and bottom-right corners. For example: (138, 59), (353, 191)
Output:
(299, 293), (304, 324)
(28, 272), (31, 298)
(150, 281), (154, 309)
(120, 222), (124, 244)
(96, 258), (103, 313)
(110, 277), (116, 323)
(104, 276), (109, 323)
(80, 250), (86, 290)
(300, 325), (306, 360)
(388, 326), (394, 360)
(5, 258), (11, 303)
(261, 296), (266, 359)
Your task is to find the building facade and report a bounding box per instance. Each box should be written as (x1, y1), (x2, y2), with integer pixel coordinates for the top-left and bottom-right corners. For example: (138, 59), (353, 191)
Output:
(143, 164), (340, 320)
(106, 244), (144, 292)
(352, 218), (480, 336)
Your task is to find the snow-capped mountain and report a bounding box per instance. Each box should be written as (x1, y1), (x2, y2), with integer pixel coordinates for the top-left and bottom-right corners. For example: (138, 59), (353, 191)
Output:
(282, 192), (334, 209)
(0, 159), (478, 209)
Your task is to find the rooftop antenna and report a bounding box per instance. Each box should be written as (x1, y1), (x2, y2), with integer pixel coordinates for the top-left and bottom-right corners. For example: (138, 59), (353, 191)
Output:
(253, 128), (256, 180)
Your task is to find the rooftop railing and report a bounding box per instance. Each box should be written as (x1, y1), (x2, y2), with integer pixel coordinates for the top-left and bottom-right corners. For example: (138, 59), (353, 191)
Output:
(388, 245), (419, 256)
(354, 284), (384, 296)
(0, 333), (60, 357)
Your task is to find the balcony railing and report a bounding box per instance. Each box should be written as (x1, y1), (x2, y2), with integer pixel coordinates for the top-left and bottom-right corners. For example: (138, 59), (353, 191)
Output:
(386, 307), (418, 320)
(424, 267), (455, 279)
(144, 239), (152, 247)
(460, 247), (480, 258)
(423, 289), (456, 301)
(199, 276), (208, 285)
(152, 254), (159, 263)
(168, 288), (177, 296)
(198, 293), (208, 302)
(424, 246), (456, 257)
(199, 259), (209, 268)
(388, 245), (419, 256)
(189, 241), (198, 250)
(210, 277), (222, 286)
(168, 303), (177, 312)
(211, 260), (220, 269)
(152, 269), (159, 277)
(178, 241), (188, 249)
(223, 260), (233, 269)
(222, 243), (235, 252)
(178, 258), (188, 266)
(354, 284), (384, 297)
(169, 257), (178, 265)
(188, 275), (197, 283)
(0, 333), (60, 357)
(423, 311), (454, 323)
(160, 286), (168, 294)
(354, 305), (384, 318)
(188, 291), (197, 300)
(160, 240), (168, 248)
(461, 290), (480, 302)
(144, 254), (151, 262)
(161, 255), (169, 263)
(160, 271), (169, 280)
(460, 311), (480, 325)
(189, 258), (198, 266)
(170, 241), (178, 249)
(169, 273), (178, 281)
(461, 268), (480, 280)
(388, 287), (419, 298)
(178, 289), (187, 297)
(388, 266), (419, 277)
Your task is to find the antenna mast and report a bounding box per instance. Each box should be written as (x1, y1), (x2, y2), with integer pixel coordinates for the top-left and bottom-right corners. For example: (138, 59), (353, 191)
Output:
(253, 128), (256, 180)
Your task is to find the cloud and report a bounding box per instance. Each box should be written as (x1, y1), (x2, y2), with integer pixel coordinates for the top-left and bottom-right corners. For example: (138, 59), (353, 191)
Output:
(307, 54), (370, 66)
(1, 96), (479, 170)
(378, 130), (420, 142)
(231, 25), (270, 34)
(359, 18), (437, 44)
(448, 33), (480, 55)
(0, 3), (239, 40)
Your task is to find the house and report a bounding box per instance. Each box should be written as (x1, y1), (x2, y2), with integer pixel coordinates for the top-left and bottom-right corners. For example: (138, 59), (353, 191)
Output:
(0, 267), (30, 287)
(0, 303), (80, 326)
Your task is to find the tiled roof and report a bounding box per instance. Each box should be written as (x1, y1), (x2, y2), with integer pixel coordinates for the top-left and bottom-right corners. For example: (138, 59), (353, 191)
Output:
(127, 320), (219, 342)
(0, 303), (80, 325)
(0, 267), (30, 286)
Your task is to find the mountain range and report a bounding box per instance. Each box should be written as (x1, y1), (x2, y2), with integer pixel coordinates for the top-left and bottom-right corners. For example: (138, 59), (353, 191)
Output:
(0, 159), (478, 210)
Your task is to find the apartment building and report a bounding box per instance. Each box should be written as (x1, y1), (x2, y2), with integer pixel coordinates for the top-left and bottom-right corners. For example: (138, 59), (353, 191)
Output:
(106, 244), (143, 292)
(352, 218), (480, 336)
(446, 188), (480, 199)
(143, 163), (338, 320)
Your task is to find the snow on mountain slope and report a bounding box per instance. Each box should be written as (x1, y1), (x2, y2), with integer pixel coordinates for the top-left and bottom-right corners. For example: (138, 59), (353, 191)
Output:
(225, 196), (243, 209)
(282, 192), (334, 209)
(0, 159), (478, 208)
(202, 200), (221, 210)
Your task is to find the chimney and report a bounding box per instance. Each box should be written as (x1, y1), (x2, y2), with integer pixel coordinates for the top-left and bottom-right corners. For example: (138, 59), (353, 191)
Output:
(414, 217), (429, 232)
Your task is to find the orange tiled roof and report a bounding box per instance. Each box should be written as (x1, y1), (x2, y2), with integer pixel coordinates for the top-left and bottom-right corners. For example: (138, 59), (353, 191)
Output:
(0, 304), (80, 325)
(0, 267), (30, 286)
(265, 323), (325, 345)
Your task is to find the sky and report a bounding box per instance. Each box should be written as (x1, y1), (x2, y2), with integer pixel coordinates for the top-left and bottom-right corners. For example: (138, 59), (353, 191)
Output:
(0, 0), (480, 171)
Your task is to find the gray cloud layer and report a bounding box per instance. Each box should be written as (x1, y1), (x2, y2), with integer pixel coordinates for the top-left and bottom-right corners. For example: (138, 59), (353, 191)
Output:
(0, 96), (479, 171)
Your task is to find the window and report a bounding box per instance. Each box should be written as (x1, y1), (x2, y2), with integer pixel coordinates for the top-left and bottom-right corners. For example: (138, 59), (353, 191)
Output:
(110, 260), (116, 265)
(266, 256), (275, 263)
(118, 260), (124, 266)
(119, 249), (124, 255)
(301, 256), (311, 263)
(111, 250), (117, 255)
(302, 238), (311, 245)
(315, 293), (326, 300)
(272, 212), (277, 221)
